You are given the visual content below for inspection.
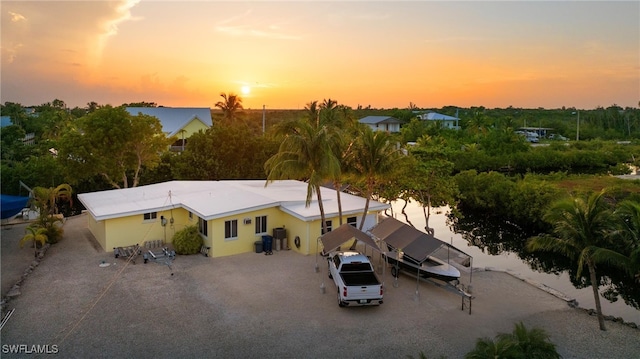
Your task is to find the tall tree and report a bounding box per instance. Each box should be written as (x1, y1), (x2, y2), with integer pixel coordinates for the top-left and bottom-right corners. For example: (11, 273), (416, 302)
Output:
(57, 106), (171, 189)
(607, 200), (640, 282)
(406, 137), (457, 234)
(173, 121), (278, 180)
(215, 93), (243, 121)
(349, 128), (400, 231)
(527, 190), (618, 331)
(264, 117), (341, 235)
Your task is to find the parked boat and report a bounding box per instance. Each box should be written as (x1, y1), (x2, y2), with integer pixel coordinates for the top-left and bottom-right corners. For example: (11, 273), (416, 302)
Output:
(384, 248), (460, 283)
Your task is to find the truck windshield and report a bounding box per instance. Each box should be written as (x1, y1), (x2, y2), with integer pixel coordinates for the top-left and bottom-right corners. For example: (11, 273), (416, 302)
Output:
(341, 263), (372, 272)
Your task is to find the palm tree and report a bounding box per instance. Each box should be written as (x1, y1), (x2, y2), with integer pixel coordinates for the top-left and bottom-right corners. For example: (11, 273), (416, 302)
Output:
(465, 322), (560, 359)
(264, 118), (341, 236)
(504, 321), (560, 358)
(527, 190), (617, 331)
(19, 225), (48, 258)
(608, 200), (640, 281)
(214, 92), (243, 121)
(303, 99), (354, 226)
(31, 184), (73, 217)
(304, 101), (319, 123)
(349, 128), (400, 231)
(464, 335), (520, 359)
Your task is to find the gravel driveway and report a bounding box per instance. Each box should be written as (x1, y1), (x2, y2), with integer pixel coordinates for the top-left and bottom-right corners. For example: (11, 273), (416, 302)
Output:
(1, 214), (638, 358)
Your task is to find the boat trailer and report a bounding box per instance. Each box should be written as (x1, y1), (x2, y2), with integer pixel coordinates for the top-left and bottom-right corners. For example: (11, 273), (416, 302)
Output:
(143, 243), (176, 275)
(114, 244), (141, 264)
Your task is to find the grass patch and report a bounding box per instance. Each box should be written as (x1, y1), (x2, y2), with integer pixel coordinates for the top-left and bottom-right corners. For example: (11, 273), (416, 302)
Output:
(554, 175), (640, 194)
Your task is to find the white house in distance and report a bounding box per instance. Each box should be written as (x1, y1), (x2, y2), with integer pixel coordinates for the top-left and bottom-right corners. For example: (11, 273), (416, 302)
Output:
(417, 112), (460, 130)
(125, 107), (213, 151)
(358, 116), (401, 133)
(77, 180), (389, 258)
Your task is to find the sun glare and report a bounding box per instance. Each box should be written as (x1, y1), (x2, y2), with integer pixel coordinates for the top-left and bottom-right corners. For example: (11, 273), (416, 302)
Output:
(241, 85), (251, 95)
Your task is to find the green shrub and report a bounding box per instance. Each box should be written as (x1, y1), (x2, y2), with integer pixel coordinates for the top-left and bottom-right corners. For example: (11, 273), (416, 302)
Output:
(44, 224), (64, 244)
(172, 225), (203, 255)
(465, 322), (560, 359)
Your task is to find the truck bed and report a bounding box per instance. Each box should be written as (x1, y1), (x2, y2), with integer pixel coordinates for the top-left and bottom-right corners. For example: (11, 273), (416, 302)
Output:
(340, 272), (380, 287)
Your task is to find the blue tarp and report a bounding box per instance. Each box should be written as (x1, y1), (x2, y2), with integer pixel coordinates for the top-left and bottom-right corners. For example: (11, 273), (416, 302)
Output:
(1, 194), (29, 219)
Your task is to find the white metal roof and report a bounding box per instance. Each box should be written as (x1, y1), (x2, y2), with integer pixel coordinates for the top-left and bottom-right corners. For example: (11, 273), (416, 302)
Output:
(421, 112), (459, 121)
(358, 116), (401, 125)
(125, 107), (213, 137)
(78, 180), (390, 222)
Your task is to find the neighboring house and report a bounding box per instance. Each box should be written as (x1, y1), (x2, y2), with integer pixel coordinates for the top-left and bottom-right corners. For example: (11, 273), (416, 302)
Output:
(0, 115), (35, 145)
(0, 116), (12, 128)
(358, 116), (401, 133)
(125, 107), (213, 151)
(417, 112), (460, 130)
(77, 180), (389, 257)
(517, 127), (553, 139)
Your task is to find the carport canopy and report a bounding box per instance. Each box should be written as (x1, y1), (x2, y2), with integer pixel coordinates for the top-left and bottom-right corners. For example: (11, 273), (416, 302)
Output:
(320, 223), (382, 254)
(370, 217), (471, 264)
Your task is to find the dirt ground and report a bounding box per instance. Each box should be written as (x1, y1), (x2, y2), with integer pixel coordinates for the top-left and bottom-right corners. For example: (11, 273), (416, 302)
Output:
(1, 214), (638, 358)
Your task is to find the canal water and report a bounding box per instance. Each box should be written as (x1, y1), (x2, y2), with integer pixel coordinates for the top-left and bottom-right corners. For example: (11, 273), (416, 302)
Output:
(390, 201), (640, 325)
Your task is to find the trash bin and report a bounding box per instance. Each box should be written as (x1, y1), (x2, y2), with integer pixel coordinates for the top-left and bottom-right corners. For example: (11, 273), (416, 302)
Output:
(254, 240), (263, 253)
(262, 235), (273, 254)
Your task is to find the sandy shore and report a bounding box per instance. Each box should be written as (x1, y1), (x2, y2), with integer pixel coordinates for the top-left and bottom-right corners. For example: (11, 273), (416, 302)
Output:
(1, 214), (638, 358)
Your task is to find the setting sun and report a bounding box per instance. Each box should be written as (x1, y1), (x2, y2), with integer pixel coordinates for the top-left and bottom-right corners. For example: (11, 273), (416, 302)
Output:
(0, 1), (637, 109)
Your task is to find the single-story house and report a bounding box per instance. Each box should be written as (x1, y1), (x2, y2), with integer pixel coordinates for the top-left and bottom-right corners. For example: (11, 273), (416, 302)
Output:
(1, 116), (36, 145)
(417, 112), (460, 130)
(358, 116), (401, 133)
(77, 180), (390, 257)
(125, 107), (213, 151)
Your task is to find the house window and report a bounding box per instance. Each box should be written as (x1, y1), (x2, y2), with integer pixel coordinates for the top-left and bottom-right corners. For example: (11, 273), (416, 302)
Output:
(188, 211), (193, 220)
(347, 217), (357, 227)
(322, 220), (333, 235)
(255, 215), (267, 234)
(198, 217), (208, 236)
(225, 219), (238, 239)
(143, 212), (157, 221)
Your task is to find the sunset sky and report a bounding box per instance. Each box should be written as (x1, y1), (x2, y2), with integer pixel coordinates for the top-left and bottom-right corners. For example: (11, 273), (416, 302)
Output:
(1, 1), (638, 110)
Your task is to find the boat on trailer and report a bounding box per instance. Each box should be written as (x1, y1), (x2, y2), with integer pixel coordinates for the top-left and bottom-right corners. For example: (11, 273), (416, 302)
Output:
(384, 248), (460, 283)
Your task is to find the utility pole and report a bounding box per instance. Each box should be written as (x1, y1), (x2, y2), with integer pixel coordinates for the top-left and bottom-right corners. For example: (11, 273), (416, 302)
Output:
(262, 105), (266, 134)
(576, 110), (580, 141)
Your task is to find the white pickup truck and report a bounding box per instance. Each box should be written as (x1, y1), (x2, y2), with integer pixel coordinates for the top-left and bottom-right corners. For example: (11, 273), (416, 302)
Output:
(327, 251), (383, 307)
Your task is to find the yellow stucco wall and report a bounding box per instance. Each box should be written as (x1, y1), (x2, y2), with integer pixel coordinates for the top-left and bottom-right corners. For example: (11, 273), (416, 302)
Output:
(206, 207), (288, 258)
(88, 206), (382, 257)
(88, 215), (106, 250)
(181, 118), (209, 138)
(100, 209), (191, 250)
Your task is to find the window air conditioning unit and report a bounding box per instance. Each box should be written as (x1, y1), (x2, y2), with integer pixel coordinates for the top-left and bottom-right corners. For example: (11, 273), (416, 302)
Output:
(243, 218), (252, 225)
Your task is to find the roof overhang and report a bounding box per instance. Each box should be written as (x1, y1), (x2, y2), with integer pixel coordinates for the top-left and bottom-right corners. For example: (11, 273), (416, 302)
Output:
(320, 224), (382, 253)
(370, 216), (471, 263)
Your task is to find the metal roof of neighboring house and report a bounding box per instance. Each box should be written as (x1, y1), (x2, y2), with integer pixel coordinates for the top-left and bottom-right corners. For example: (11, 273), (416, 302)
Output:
(358, 116), (401, 125)
(125, 107), (212, 137)
(0, 116), (13, 128)
(78, 180), (390, 222)
(422, 112), (459, 121)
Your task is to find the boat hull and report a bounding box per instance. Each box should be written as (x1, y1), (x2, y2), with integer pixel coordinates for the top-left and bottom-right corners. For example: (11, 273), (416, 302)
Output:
(385, 251), (460, 283)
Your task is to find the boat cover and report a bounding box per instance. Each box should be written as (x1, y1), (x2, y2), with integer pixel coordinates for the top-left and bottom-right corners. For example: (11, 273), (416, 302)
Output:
(320, 223), (382, 253)
(1, 194), (29, 219)
(370, 217), (468, 264)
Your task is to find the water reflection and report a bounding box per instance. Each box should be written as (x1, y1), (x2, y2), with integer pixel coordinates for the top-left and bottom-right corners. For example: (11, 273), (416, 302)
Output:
(389, 200), (640, 324)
